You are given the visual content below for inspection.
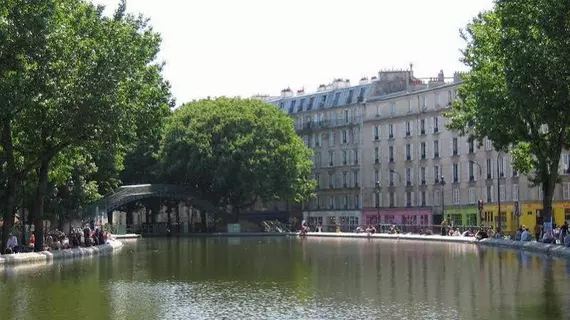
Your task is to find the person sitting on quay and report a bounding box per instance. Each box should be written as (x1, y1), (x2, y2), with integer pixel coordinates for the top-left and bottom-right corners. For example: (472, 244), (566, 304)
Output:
(561, 221), (568, 242)
(388, 225), (399, 234)
(365, 225), (376, 234)
(5, 232), (19, 254)
(440, 219), (448, 236)
(520, 227), (532, 241)
(28, 233), (35, 250)
(542, 229), (555, 244)
(475, 229), (488, 241)
(355, 226), (364, 233)
(461, 229), (474, 237)
(514, 227), (523, 241)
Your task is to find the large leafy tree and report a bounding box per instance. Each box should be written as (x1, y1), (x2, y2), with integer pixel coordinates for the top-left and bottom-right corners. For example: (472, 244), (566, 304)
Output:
(445, 0), (570, 227)
(160, 97), (316, 221)
(0, 0), (172, 251)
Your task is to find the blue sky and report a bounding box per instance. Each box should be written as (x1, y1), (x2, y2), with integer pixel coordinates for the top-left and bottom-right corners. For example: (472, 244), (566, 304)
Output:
(94, 0), (494, 105)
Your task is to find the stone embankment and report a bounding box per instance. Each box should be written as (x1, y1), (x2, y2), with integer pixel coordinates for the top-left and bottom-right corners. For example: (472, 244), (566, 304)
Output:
(303, 232), (570, 259)
(0, 240), (124, 267)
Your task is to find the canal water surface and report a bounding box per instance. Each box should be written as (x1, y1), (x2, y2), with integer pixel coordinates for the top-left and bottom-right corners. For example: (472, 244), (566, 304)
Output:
(1, 237), (569, 320)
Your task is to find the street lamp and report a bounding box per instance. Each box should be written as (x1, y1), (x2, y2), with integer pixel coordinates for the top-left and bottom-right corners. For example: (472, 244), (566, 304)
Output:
(375, 181), (381, 227)
(67, 179), (74, 235)
(496, 151), (502, 233)
(440, 175), (446, 219)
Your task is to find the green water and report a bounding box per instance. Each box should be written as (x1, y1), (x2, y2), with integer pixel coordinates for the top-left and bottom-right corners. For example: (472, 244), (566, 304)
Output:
(1, 237), (569, 320)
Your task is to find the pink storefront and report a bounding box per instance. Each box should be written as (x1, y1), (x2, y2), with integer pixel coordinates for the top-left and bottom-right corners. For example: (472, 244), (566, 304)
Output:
(361, 208), (433, 226)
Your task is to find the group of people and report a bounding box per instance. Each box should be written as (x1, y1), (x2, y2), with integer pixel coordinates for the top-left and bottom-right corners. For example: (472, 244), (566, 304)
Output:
(3, 226), (113, 254)
(514, 221), (570, 246)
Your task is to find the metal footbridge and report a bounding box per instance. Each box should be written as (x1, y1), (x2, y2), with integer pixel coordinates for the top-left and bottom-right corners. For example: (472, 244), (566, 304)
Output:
(83, 184), (220, 218)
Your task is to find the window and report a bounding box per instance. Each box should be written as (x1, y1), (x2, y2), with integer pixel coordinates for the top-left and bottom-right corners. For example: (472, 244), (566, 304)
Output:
(408, 100), (412, 112)
(344, 109), (350, 123)
(499, 157), (505, 177)
(328, 131), (335, 147)
(298, 99), (304, 112)
(388, 124), (394, 138)
(405, 191), (412, 207)
(406, 168), (412, 186)
(433, 116), (439, 133)
(390, 171), (395, 186)
(390, 102), (396, 115)
(329, 172), (334, 188)
(308, 97), (314, 109)
(435, 93), (441, 106)
(420, 119), (426, 134)
(389, 146), (394, 162)
(346, 90), (354, 104)
(354, 195), (360, 208)
(469, 162), (475, 181)
(406, 121), (411, 136)
(315, 174), (320, 188)
(452, 189), (460, 204)
(315, 152), (322, 168)
(469, 140), (475, 153)
(374, 191), (381, 208)
(329, 196), (334, 209)
(452, 137), (459, 155)
(448, 90), (452, 103)
(486, 185), (493, 202)
(563, 153), (570, 174)
(512, 159), (518, 176)
(342, 150), (347, 165)
(423, 96), (428, 108)
(564, 183), (570, 200)
(374, 125), (379, 140)
(513, 184), (519, 201)
(389, 192), (395, 207)
(421, 167), (426, 184)
(485, 137), (492, 151)
(421, 142), (426, 159)
(354, 149), (359, 165)
(468, 188), (476, 204)
(434, 190), (441, 206)
(433, 140), (439, 158)
(289, 100), (296, 113)
(453, 163), (459, 183)
(538, 188), (544, 200)
(434, 166), (440, 183)
(343, 172), (348, 187)
(358, 88), (365, 101)
(486, 158), (492, 179)
(342, 130), (348, 144)
(421, 191), (426, 206)
(374, 170), (380, 184)
(406, 144), (412, 161)
(499, 185), (505, 201)
(343, 194), (348, 208)
(329, 151), (334, 166)
(374, 147), (380, 163)
(354, 170), (360, 187)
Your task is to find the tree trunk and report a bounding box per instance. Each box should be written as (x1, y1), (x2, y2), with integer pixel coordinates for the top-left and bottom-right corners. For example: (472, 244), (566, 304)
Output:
(200, 210), (207, 232)
(33, 158), (51, 252)
(175, 204), (180, 225)
(542, 164), (558, 228)
(1, 120), (18, 251)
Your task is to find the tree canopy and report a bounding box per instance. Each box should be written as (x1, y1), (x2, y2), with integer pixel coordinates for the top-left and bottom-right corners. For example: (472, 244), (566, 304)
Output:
(445, 0), (570, 224)
(0, 0), (173, 250)
(159, 97), (316, 219)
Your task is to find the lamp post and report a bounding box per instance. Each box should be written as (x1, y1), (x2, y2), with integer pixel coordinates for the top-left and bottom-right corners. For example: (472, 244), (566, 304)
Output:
(375, 181), (381, 227)
(67, 179), (74, 235)
(469, 160), (483, 225)
(440, 175), (446, 220)
(496, 151), (502, 233)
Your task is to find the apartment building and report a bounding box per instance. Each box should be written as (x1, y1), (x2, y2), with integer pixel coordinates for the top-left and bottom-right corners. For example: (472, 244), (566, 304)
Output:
(266, 67), (570, 231)
(269, 78), (373, 231)
(362, 69), (570, 230)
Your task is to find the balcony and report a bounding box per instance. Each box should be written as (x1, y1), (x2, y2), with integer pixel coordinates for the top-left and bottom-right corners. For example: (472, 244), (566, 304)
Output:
(390, 181), (395, 186)
(374, 158), (380, 164)
(421, 179), (426, 185)
(487, 174), (492, 179)
(389, 134), (394, 139)
(420, 129), (426, 135)
(434, 153), (439, 158)
(406, 156), (411, 161)
(433, 127), (439, 133)
(453, 149), (458, 156)
(469, 176), (475, 182)
(406, 181), (412, 186)
(406, 131), (411, 137)
(435, 179), (440, 184)
(389, 157), (394, 163)
(421, 153), (426, 160)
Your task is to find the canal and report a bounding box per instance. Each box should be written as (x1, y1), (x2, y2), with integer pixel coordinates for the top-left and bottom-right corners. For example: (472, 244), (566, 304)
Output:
(1, 237), (569, 320)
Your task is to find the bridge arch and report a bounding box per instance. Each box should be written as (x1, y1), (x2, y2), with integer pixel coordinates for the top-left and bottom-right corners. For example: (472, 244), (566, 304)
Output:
(83, 184), (222, 221)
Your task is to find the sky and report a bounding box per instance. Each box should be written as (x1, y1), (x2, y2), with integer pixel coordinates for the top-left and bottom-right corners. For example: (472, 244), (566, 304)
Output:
(93, 0), (495, 105)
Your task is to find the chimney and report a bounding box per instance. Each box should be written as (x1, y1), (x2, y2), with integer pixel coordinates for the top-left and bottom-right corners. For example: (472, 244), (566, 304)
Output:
(280, 88), (293, 98)
(438, 70), (444, 82)
(359, 77), (369, 85)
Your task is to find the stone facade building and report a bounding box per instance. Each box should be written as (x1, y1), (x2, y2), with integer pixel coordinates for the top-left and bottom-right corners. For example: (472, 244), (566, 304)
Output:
(266, 67), (570, 232)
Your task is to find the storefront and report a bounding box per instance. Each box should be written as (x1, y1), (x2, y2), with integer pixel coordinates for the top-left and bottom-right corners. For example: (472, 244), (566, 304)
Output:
(483, 201), (570, 233)
(361, 208), (433, 226)
(303, 210), (361, 232)
(444, 205), (478, 227)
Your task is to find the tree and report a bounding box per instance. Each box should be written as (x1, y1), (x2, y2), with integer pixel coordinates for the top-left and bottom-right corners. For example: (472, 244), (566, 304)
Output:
(160, 97), (316, 221)
(445, 0), (570, 228)
(0, 0), (171, 251)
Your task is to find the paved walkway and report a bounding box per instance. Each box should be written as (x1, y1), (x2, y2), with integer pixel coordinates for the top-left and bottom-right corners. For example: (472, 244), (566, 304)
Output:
(0, 240), (124, 267)
(302, 232), (570, 259)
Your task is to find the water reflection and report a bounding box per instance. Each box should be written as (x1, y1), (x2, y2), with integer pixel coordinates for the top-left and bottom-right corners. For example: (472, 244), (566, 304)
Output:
(0, 237), (568, 320)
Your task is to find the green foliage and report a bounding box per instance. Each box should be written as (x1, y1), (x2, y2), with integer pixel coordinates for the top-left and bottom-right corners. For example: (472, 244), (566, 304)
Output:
(445, 0), (570, 211)
(160, 97), (316, 213)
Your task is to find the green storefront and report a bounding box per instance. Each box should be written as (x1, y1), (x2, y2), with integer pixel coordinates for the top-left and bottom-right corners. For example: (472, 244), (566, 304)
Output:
(444, 205), (479, 227)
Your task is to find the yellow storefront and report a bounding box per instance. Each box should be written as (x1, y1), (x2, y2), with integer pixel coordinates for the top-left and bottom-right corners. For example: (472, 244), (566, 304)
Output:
(482, 201), (570, 232)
